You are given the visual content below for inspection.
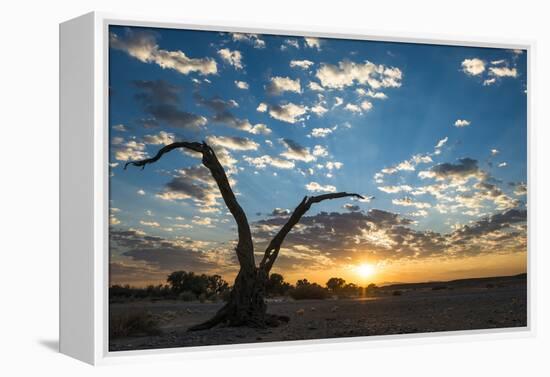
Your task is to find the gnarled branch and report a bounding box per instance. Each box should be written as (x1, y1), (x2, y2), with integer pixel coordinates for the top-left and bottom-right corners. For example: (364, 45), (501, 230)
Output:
(259, 192), (364, 273)
(125, 141), (255, 272)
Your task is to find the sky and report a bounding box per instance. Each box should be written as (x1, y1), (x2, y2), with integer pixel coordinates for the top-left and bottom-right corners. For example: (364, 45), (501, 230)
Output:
(108, 25), (527, 287)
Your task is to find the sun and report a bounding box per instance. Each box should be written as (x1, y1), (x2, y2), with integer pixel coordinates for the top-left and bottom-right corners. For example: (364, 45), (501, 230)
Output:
(355, 263), (376, 278)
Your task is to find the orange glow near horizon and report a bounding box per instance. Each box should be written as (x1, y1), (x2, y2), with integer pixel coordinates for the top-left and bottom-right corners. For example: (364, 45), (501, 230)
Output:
(110, 252), (527, 288)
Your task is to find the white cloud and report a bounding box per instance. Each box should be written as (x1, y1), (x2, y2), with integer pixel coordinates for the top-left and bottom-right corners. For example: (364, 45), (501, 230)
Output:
(206, 136), (259, 151)
(483, 78), (497, 86)
(325, 161), (343, 170)
(312, 145), (328, 157)
(367, 90), (387, 99)
(231, 33), (265, 48)
(316, 60), (403, 89)
(489, 66), (518, 78)
(360, 100), (373, 111)
(333, 97), (344, 107)
(248, 124), (272, 135)
(140, 220), (160, 227)
(498, 162), (507, 168)
(306, 182), (336, 193)
(113, 124), (127, 132)
(392, 197), (431, 209)
(290, 60), (314, 69)
(143, 131), (175, 145)
(344, 103), (362, 113)
(514, 183), (527, 196)
(243, 155), (295, 169)
(282, 39), (300, 49)
(435, 136), (448, 149)
(235, 80), (249, 89)
(192, 216), (213, 226)
(310, 127), (333, 138)
(110, 30), (217, 75)
(491, 149), (500, 155)
(137, 189), (146, 195)
(218, 48), (243, 69)
(256, 102), (268, 112)
(454, 119), (471, 128)
(461, 58), (485, 76)
(280, 139), (316, 162)
(267, 76), (301, 94)
(268, 103), (307, 123)
(113, 139), (148, 162)
(310, 103), (328, 116)
(304, 37), (322, 50)
(378, 185), (413, 194)
(308, 81), (325, 92)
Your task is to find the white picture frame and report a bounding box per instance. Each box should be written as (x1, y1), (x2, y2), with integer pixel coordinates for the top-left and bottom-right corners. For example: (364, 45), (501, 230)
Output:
(60, 11), (535, 365)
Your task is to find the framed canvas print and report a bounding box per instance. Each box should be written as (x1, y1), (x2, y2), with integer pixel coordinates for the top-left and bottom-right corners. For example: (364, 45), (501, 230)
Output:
(60, 12), (533, 365)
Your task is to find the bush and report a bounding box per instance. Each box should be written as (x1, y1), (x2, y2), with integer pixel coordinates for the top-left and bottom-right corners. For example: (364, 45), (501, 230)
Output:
(265, 273), (292, 297)
(179, 291), (196, 301)
(289, 279), (329, 300)
(198, 293), (208, 303)
(109, 311), (161, 339)
(392, 290), (403, 296)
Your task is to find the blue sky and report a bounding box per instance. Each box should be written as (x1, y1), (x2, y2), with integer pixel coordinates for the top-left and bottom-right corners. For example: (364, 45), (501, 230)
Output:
(108, 25), (527, 286)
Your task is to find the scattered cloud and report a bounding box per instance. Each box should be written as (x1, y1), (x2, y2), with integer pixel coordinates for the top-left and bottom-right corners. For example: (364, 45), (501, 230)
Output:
(143, 131), (175, 145)
(308, 82), (325, 92)
(234, 80), (249, 89)
(231, 33), (265, 48)
(454, 119), (471, 128)
(267, 76), (302, 95)
(206, 135), (259, 151)
(310, 127), (333, 138)
(110, 29), (217, 75)
(133, 80), (207, 130)
(290, 60), (314, 69)
(316, 60), (402, 90)
(243, 155), (295, 170)
(268, 103), (308, 123)
(217, 48), (243, 70)
(461, 58), (485, 76)
(304, 37), (322, 50)
(305, 182), (337, 193)
(280, 139), (316, 162)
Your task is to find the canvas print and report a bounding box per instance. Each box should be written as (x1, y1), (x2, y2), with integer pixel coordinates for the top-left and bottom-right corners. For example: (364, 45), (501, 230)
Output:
(108, 25), (527, 351)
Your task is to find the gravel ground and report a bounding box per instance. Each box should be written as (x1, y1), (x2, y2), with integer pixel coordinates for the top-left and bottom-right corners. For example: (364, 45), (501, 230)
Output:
(109, 279), (527, 352)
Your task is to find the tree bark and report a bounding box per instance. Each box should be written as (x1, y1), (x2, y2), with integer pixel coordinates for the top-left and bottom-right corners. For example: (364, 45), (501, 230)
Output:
(125, 141), (363, 331)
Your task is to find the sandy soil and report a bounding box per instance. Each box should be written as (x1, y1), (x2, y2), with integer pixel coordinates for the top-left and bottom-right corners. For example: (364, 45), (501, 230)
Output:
(109, 277), (527, 351)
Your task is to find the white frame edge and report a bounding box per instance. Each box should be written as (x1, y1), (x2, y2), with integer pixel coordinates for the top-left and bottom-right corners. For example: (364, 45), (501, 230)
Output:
(59, 11), (536, 365)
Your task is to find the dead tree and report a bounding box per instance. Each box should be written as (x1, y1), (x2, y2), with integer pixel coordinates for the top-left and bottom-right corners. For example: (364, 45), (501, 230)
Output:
(125, 141), (363, 331)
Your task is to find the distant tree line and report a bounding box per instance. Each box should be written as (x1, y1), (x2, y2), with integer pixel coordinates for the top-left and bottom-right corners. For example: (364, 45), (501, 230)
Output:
(109, 271), (379, 302)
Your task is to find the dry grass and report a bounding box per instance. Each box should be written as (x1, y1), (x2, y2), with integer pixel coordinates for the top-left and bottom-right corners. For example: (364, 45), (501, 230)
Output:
(109, 311), (162, 339)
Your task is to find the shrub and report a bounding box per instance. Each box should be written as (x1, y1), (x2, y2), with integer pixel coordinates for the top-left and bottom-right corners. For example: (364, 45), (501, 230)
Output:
(265, 273), (292, 297)
(392, 290), (403, 296)
(179, 291), (196, 301)
(198, 293), (208, 303)
(109, 311), (161, 339)
(289, 280), (329, 300)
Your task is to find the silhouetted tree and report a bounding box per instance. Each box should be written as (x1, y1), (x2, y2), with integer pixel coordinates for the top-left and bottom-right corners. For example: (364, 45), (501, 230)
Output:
(290, 279), (329, 300)
(125, 141), (363, 330)
(326, 277), (346, 292)
(265, 273), (291, 296)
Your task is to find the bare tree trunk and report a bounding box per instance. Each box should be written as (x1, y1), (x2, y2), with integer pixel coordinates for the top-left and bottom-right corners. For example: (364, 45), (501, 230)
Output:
(125, 141), (363, 331)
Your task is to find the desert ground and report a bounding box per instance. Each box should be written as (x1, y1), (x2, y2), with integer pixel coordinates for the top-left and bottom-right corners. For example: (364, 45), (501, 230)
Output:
(109, 274), (527, 351)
